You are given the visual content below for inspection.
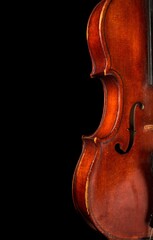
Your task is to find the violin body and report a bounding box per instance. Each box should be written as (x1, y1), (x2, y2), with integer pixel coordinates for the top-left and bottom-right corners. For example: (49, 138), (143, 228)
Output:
(72, 0), (153, 239)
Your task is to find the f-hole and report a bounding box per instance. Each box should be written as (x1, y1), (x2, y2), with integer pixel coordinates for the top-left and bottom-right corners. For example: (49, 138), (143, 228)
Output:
(115, 102), (144, 154)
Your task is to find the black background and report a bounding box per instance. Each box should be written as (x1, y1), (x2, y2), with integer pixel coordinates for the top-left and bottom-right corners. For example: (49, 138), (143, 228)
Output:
(57, 0), (106, 239)
(9, 0), (107, 238)
(40, 0), (107, 238)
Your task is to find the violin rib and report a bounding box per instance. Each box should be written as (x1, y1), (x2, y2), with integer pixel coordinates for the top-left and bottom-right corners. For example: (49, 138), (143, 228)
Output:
(72, 0), (153, 239)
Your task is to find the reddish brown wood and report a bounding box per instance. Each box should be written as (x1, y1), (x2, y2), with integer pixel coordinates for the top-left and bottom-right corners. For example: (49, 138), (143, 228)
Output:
(72, 0), (153, 239)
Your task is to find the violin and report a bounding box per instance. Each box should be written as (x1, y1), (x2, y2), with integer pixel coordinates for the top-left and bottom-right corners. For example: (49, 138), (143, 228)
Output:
(72, 0), (153, 239)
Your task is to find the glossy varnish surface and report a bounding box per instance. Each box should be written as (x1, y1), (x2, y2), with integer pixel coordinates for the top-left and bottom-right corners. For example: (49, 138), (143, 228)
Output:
(72, 0), (153, 239)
